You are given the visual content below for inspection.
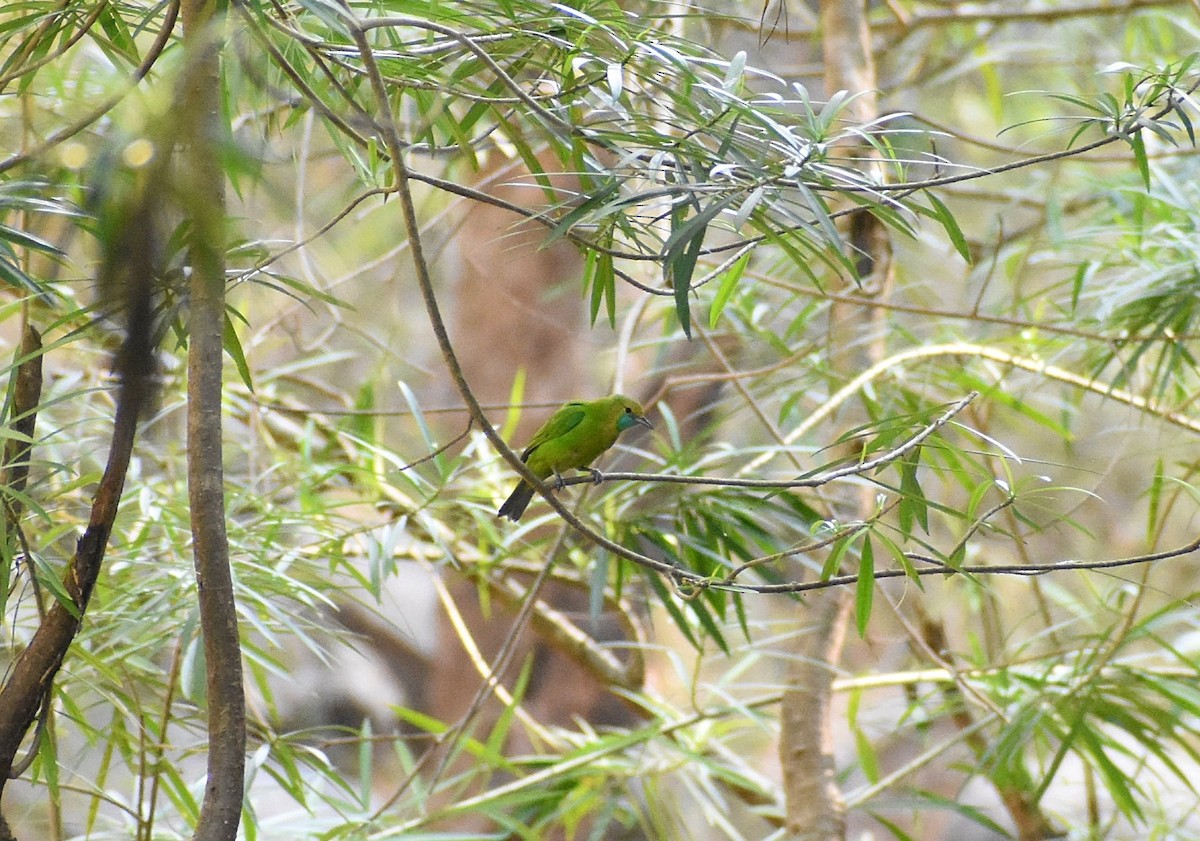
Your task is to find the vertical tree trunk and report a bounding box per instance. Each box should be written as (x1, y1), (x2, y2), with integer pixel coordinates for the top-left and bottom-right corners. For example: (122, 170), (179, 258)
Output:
(779, 595), (853, 840)
(179, 3), (245, 840)
(778, 2), (888, 838)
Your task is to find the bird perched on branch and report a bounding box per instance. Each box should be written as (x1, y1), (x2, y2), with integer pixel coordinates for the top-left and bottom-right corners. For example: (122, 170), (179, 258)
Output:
(497, 395), (652, 522)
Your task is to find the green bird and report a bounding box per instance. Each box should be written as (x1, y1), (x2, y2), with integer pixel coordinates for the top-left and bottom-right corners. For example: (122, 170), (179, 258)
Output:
(497, 395), (652, 522)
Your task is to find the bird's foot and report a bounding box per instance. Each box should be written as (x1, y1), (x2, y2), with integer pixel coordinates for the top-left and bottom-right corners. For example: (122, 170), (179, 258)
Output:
(584, 467), (604, 486)
(551, 471), (567, 491)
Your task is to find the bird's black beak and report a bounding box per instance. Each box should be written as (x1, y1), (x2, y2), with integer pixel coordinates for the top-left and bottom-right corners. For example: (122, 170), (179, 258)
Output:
(635, 414), (653, 430)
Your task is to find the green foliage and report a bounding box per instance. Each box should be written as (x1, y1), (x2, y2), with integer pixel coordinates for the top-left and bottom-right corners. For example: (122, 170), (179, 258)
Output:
(4, 1), (1200, 840)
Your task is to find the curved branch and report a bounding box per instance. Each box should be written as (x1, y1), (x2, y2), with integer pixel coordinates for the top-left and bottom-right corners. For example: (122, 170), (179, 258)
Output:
(345, 13), (707, 587)
(0, 193), (159, 800)
(358, 16), (576, 138)
(742, 341), (1200, 477)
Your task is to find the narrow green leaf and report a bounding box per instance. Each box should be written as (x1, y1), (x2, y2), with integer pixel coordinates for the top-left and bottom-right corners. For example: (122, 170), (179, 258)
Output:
(950, 371), (1072, 439)
(690, 590), (729, 654)
(855, 537), (875, 638)
(32, 553), (80, 618)
(0, 523), (9, 620)
(589, 248), (616, 328)
(87, 715), (119, 834)
(1175, 103), (1195, 145)
(854, 727), (880, 783)
(0, 222), (64, 255)
(716, 112), (744, 160)
(393, 706), (450, 736)
(545, 180), (621, 244)
(1130, 132), (1151, 190)
(606, 61), (623, 102)
(1071, 260), (1096, 313)
(96, 3), (137, 63)
(486, 657), (532, 757)
(358, 718), (374, 810)
(1146, 457), (1164, 544)
(665, 195), (737, 339)
(589, 549), (608, 629)
(397, 381), (445, 477)
(1042, 93), (1095, 111)
(876, 531), (921, 586)
(1079, 728), (1144, 819)
(898, 453), (929, 536)
(348, 382), (377, 447)
(871, 813), (918, 841)
(161, 758), (201, 822)
(262, 741), (308, 806)
(792, 181), (844, 263)
(900, 790), (1010, 836)
(584, 247), (600, 326)
(223, 312), (254, 392)
(733, 590), (751, 643)
(670, 229), (702, 339)
(0, 253), (53, 301)
(948, 542), (966, 569)
(708, 251), (750, 328)
(500, 370), (525, 444)
(663, 193), (737, 257)
(293, 0), (353, 34)
(730, 185), (763, 232)
(722, 50), (746, 91)
(37, 724), (60, 806)
(820, 533), (852, 580)
(925, 194), (972, 264)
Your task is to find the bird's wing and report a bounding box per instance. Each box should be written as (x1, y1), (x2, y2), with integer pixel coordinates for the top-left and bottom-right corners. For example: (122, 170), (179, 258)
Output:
(522, 403), (587, 460)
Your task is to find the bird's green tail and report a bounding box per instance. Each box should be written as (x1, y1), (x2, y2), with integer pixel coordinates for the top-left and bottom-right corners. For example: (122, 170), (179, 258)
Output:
(498, 480), (536, 521)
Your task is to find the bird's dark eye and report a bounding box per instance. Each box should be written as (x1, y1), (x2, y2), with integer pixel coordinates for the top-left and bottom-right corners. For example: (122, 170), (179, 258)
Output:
(624, 407), (632, 413)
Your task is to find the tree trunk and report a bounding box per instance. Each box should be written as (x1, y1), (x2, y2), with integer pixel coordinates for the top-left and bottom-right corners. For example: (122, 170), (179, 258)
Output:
(777, 2), (888, 838)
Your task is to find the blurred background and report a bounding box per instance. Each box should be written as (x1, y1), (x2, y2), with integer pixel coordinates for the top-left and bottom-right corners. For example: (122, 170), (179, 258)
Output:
(2, 1), (1200, 839)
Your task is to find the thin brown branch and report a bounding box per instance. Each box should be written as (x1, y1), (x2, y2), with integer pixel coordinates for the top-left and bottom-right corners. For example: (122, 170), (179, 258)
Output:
(0, 222), (156, 799)
(3, 323), (46, 618)
(1, 322), (48, 775)
(140, 638), (185, 841)
(3, 324), (43, 518)
(343, 10), (701, 587)
(556, 390), (977, 491)
(180, 1), (245, 839)
(0, 1), (107, 93)
(233, 3), (374, 148)
(230, 187), (394, 285)
(901, 0), (1182, 30)
(488, 571), (646, 691)
(731, 535), (1200, 595)
(398, 420), (472, 471)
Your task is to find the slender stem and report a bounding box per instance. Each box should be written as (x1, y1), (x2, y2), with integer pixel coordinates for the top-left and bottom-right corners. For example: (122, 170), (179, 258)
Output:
(180, 2), (246, 840)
